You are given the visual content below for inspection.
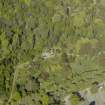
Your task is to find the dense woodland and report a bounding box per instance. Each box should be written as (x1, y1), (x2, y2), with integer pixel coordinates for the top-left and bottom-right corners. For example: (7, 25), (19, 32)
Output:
(0, 0), (105, 105)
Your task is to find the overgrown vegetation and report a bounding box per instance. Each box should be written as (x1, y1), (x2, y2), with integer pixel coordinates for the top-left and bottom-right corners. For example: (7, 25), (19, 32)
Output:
(0, 0), (105, 105)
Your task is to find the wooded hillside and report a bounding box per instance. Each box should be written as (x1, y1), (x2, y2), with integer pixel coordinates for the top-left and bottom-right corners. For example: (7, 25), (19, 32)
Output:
(0, 0), (105, 105)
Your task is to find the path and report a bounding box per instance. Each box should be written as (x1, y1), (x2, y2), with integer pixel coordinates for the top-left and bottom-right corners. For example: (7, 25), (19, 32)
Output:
(79, 82), (105, 105)
(6, 62), (30, 105)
